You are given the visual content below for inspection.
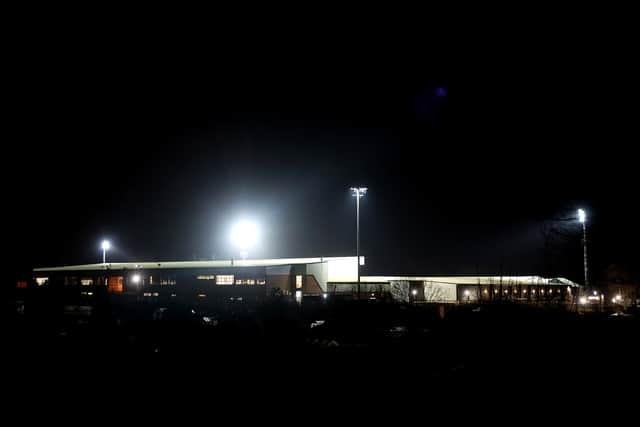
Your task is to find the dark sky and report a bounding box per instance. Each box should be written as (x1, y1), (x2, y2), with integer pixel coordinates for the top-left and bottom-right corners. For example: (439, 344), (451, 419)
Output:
(5, 23), (639, 284)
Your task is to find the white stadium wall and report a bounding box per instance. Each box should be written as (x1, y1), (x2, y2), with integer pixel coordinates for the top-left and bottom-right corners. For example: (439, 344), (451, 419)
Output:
(307, 261), (329, 292)
(327, 257), (358, 282)
(423, 281), (457, 302)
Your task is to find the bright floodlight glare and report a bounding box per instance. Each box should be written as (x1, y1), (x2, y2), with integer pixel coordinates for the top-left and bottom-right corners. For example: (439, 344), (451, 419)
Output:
(230, 220), (258, 250)
(578, 209), (586, 223)
(464, 290), (470, 296)
(350, 187), (368, 197)
(411, 289), (418, 296)
(132, 274), (140, 284)
(101, 240), (110, 250)
(579, 297), (587, 305)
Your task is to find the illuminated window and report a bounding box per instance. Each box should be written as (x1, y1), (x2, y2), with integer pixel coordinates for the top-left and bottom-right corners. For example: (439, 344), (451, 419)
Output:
(257, 279), (266, 285)
(81, 279), (93, 286)
(108, 276), (124, 293)
(149, 276), (153, 285)
(296, 275), (303, 289)
(483, 289), (488, 294)
(247, 279), (255, 285)
(16, 281), (27, 289)
(160, 278), (176, 286)
(295, 290), (302, 303)
(235, 279), (246, 285)
(217, 275), (234, 285)
(197, 275), (215, 280)
(35, 277), (48, 286)
(197, 293), (207, 298)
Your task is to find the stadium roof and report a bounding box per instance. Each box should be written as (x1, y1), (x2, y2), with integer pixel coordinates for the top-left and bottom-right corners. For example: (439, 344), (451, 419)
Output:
(359, 276), (580, 287)
(33, 256), (579, 287)
(33, 257), (354, 272)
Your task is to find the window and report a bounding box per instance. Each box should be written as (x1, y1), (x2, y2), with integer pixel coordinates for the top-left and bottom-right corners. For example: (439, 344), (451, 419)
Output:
(81, 279), (94, 286)
(235, 279), (246, 285)
(217, 275), (234, 285)
(149, 276), (153, 285)
(160, 278), (176, 286)
(108, 276), (124, 293)
(257, 279), (266, 285)
(35, 277), (48, 286)
(197, 275), (216, 280)
(296, 275), (303, 289)
(246, 279), (255, 285)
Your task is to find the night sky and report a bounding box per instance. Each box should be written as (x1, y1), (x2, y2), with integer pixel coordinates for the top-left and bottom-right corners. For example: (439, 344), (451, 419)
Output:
(6, 28), (638, 284)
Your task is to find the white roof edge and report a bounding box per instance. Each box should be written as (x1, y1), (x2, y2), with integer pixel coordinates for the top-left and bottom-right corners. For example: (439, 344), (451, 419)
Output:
(336, 276), (580, 287)
(33, 256), (357, 272)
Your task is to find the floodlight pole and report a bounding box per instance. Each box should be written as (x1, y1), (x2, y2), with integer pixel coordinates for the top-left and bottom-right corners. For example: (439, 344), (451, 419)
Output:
(351, 187), (367, 300)
(356, 189), (361, 300)
(101, 240), (110, 264)
(581, 219), (588, 288)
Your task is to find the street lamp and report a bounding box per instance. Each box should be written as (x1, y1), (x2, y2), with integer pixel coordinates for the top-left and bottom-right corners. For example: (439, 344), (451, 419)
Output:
(101, 240), (110, 264)
(578, 209), (589, 288)
(230, 220), (258, 259)
(350, 187), (367, 300)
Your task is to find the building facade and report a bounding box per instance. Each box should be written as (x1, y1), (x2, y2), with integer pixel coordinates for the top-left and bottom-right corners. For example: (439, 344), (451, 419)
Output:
(32, 256), (580, 304)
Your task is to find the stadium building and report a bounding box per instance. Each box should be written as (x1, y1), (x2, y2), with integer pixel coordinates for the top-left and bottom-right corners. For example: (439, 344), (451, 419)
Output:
(32, 256), (579, 304)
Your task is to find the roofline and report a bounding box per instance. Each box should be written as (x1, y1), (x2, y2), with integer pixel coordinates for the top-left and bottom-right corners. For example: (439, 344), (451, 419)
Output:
(33, 257), (356, 272)
(340, 276), (581, 287)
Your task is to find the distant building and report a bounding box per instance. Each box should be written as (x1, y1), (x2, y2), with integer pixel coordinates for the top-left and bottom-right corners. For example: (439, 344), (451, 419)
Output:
(32, 256), (579, 304)
(600, 264), (639, 308)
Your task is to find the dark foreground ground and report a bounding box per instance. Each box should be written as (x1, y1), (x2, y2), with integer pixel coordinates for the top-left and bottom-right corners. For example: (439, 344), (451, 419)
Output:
(3, 294), (638, 417)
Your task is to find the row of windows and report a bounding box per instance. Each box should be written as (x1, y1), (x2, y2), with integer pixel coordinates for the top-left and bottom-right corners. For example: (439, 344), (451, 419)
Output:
(477, 288), (566, 295)
(196, 275), (266, 286)
(235, 279), (266, 285)
(58, 275), (268, 287)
